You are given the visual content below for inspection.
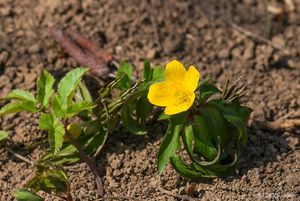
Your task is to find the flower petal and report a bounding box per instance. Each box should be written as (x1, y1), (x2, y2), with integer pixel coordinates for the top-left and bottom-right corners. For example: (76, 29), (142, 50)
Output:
(165, 60), (187, 83)
(164, 92), (195, 115)
(184, 65), (200, 91)
(147, 81), (175, 107)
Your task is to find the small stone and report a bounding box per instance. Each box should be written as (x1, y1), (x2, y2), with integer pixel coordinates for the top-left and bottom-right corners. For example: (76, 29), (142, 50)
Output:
(286, 136), (299, 149)
(146, 49), (157, 59)
(163, 36), (183, 53)
(218, 49), (229, 59)
(28, 44), (40, 53)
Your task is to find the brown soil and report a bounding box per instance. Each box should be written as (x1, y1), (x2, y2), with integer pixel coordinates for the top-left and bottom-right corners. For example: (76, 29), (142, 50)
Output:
(0, 0), (299, 200)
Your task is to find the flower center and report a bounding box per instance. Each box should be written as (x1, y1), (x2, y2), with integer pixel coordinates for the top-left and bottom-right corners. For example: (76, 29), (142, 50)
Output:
(173, 89), (193, 107)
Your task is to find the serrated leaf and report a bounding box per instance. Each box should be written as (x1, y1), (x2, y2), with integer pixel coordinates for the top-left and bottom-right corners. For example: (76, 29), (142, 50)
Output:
(37, 70), (55, 107)
(66, 101), (96, 117)
(51, 96), (66, 118)
(26, 168), (68, 193)
(0, 130), (8, 141)
(0, 101), (38, 116)
(42, 122), (106, 165)
(13, 189), (43, 201)
(170, 156), (203, 180)
(39, 114), (65, 154)
(57, 68), (89, 110)
(4, 89), (36, 102)
(157, 122), (182, 174)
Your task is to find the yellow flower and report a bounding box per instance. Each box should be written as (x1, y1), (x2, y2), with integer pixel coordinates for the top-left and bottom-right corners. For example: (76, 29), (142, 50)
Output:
(64, 123), (81, 141)
(147, 60), (200, 115)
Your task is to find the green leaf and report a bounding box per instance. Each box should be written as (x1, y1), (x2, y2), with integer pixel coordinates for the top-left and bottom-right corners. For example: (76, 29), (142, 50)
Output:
(170, 156), (203, 180)
(37, 70), (55, 107)
(136, 94), (153, 124)
(42, 122), (106, 165)
(204, 153), (238, 177)
(26, 167), (68, 193)
(51, 96), (66, 118)
(143, 60), (152, 81)
(39, 114), (65, 154)
(157, 122), (182, 174)
(208, 99), (251, 144)
(66, 101), (96, 117)
(57, 68), (89, 110)
(76, 81), (92, 102)
(192, 116), (218, 161)
(152, 65), (164, 82)
(199, 106), (231, 146)
(4, 89), (36, 102)
(183, 124), (220, 166)
(117, 61), (133, 90)
(224, 114), (248, 144)
(13, 189), (43, 201)
(0, 101), (38, 116)
(121, 102), (147, 135)
(0, 130), (8, 141)
(209, 99), (252, 123)
(199, 81), (220, 101)
(158, 113), (170, 121)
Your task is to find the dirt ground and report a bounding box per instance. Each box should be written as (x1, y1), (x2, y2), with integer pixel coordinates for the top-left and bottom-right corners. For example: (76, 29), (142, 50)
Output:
(0, 0), (299, 200)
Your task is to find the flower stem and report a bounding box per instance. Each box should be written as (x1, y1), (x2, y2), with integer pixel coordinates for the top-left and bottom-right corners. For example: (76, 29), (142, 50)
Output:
(64, 130), (104, 198)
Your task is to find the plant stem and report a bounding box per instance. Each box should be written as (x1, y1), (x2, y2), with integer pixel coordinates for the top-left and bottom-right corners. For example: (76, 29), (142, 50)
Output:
(6, 145), (34, 166)
(64, 131), (104, 198)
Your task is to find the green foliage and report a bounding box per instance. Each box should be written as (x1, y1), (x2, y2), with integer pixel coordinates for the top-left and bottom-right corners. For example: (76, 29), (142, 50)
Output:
(158, 80), (252, 179)
(0, 101), (38, 116)
(152, 65), (164, 81)
(56, 68), (89, 112)
(157, 122), (182, 174)
(117, 61), (133, 90)
(39, 114), (65, 155)
(66, 101), (96, 117)
(121, 94), (151, 135)
(37, 70), (55, 107)
(13, 189), (43, 201)
(198, 80), (220, 101)
(26, 165), (69, 194)
(143, 60), (152, 81)
(4, 89), (36, 102)
(0, 130), (8, 142)
(0, 60), (252, 198)
(42, 121), (106, 165)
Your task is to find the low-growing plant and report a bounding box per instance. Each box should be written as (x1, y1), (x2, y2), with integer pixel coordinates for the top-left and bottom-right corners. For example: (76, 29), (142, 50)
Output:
(0, 60), (251, 200)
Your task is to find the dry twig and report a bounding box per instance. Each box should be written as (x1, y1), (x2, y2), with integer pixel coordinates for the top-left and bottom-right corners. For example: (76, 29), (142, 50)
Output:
(256, 119), (300, 131)
(229, 21), (288, 54)
(6, 145), (34, 166)
(49, 26), (113, 78)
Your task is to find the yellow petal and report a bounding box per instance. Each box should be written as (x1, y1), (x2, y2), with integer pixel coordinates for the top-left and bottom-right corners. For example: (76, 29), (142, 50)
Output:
(184, 66), (200, 91)
(147, 81), (175, 107)
(164, 91), (195, 115)
(165, 60), (187, 83)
